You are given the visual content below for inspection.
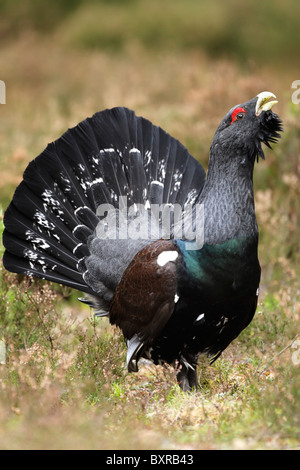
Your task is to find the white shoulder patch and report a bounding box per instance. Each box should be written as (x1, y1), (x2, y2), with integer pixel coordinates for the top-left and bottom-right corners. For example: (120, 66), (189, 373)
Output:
(157, 250), (178, 267)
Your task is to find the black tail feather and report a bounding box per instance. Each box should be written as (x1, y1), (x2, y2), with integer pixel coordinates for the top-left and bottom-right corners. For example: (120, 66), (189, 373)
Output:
(3, 251), (91, 293)
(3, 107), (206, 302)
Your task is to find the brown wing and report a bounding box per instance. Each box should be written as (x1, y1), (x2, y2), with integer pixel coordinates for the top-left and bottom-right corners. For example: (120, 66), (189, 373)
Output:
(109, 239), (179, 368)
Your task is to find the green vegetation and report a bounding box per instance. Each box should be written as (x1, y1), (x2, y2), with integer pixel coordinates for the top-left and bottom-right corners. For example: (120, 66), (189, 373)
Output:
(2, 0), (300, 65)
(0, 0), (299, 450)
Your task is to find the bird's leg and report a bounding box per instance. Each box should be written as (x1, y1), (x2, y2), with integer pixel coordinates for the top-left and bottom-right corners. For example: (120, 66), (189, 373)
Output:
(176, 354), (198, 392)
(176, 365), (198, 392)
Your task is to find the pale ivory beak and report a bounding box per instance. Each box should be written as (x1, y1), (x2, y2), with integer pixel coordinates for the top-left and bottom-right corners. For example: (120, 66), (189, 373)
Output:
(255, 91), (278, 116)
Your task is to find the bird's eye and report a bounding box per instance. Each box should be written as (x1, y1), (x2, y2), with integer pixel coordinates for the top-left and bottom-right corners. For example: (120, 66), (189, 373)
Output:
(231, 107), (246, 124)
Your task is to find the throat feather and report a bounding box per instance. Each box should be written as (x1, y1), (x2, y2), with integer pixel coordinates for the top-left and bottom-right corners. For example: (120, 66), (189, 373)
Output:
(200, 166), (257, 245)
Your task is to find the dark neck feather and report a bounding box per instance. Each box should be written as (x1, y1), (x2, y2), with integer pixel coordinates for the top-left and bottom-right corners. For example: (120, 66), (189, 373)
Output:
(199, 144), (258, 245)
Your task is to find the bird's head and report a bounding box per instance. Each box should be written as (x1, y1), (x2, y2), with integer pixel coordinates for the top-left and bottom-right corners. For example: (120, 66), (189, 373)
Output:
(211, 91), (283, 164)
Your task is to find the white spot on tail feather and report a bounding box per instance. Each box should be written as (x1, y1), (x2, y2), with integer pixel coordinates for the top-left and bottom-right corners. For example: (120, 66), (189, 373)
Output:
(41, 189), (60, 208)
(151, 180), (164, 188)
(73, 242), (83, 255)
(72, 224), (86, 236)
(33, 211), (55, 230)
(25, 230), (50, 250)
(145, 150), (152, 166)
(195, 313), (205, 322)
(100, 148), (115, 154)
(129, 147), (141, 155)
(74, 206), (90, 215)
(89, 177), (103, 187)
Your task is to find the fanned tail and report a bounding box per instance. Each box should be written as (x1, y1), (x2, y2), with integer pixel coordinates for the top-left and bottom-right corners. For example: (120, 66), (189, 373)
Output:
(3, 107), (206, 308)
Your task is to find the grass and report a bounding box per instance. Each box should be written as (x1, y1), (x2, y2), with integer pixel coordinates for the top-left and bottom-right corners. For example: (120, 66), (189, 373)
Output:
(0, 0), (300, 450)
(0, 265), (298, 449)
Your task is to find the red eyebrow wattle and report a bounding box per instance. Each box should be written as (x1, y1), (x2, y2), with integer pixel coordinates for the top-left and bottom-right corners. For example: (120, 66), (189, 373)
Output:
(231, 107), (246, 123)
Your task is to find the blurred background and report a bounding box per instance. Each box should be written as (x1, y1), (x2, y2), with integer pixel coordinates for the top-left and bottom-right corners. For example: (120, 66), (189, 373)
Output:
(1, 0), (300, 272)
(0, 0), (299, 450)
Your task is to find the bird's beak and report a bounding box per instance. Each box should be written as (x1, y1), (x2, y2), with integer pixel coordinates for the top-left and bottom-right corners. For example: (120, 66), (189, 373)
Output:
(255, 91), (278, 116)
